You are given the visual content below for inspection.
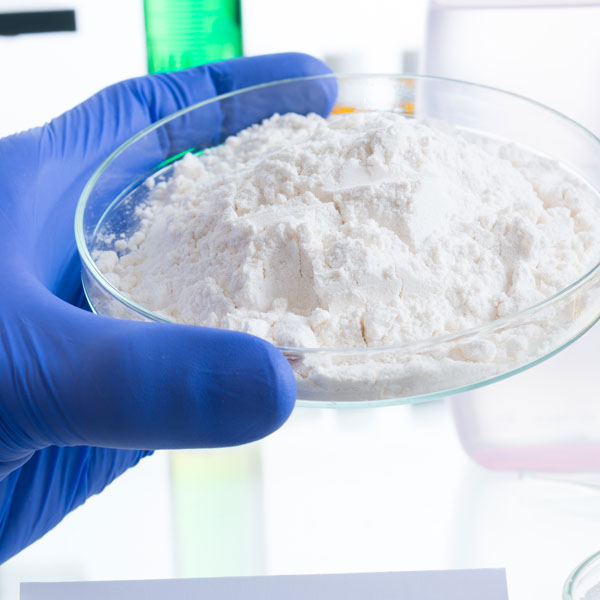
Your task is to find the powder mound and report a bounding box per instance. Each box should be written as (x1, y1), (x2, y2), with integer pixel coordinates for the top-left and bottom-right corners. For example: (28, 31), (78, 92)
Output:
(96, 111), (600, 350)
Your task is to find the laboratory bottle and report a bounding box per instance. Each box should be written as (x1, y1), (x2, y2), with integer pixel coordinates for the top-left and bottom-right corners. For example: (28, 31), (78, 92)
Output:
(144, 0), (242, 73)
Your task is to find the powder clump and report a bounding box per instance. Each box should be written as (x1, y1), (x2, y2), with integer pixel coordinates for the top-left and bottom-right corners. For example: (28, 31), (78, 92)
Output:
(96, 111), (600, 353)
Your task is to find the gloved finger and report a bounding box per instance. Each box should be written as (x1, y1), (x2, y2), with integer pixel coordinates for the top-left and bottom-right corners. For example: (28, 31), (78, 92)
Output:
(0, 446), (150, 562)
(2, 284), (296, 451)
(46, 52), (335, 167)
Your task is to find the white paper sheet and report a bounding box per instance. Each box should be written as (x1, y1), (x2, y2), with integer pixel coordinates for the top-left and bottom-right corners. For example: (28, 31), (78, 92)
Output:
(22, 568), (508, 599)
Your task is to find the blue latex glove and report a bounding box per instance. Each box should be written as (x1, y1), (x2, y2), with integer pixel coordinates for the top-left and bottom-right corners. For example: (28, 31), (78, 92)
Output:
(0, 53), (334, 562)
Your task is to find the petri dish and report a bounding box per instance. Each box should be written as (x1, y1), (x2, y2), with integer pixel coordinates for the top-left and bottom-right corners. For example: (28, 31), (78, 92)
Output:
(75, 73), (600, 406)
(564, 550), (600, 600)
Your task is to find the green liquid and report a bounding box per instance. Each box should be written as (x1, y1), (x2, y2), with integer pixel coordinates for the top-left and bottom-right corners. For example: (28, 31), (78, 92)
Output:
(144, 0), (242, 73)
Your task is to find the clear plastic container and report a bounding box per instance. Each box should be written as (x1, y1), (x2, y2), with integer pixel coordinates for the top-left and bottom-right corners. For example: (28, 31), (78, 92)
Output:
(425, 1), (600, 472)
(75, 74), (600, 406)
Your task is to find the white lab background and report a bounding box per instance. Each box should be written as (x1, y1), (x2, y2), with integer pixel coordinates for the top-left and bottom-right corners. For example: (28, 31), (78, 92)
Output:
(1, 2), (600, 600)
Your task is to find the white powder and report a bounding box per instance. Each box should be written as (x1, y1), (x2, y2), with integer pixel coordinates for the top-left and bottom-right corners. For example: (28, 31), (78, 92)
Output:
(95, 111), (600, 400)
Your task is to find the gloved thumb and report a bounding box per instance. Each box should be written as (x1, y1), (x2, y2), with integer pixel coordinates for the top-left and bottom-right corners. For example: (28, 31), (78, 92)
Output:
(3, 282), (296, 452)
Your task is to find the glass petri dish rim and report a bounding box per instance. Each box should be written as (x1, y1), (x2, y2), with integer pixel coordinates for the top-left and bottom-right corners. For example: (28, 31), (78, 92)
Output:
(563, 549), (600, 600)
(74, 72), (600, 358)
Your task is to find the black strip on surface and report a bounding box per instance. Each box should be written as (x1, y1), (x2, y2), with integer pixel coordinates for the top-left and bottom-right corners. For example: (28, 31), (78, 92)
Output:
(0, 10), (76, 36)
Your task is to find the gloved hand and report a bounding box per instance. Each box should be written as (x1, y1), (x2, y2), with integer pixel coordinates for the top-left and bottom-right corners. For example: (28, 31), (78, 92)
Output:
(0, 53), (335, 563)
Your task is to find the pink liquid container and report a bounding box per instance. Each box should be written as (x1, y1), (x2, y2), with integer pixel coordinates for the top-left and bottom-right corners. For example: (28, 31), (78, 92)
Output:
(425, 0), (600, 472)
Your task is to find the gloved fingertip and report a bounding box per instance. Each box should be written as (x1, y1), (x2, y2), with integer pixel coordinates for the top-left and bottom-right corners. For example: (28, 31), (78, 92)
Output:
(264, 51), (333, 77)
(50, 311), (298, 450)
(255, 337), (298, 436)
(214, 332), (297, 446)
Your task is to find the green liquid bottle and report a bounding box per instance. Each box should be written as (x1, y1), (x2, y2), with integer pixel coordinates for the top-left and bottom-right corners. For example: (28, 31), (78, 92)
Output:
(144, 0), (242, 73)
